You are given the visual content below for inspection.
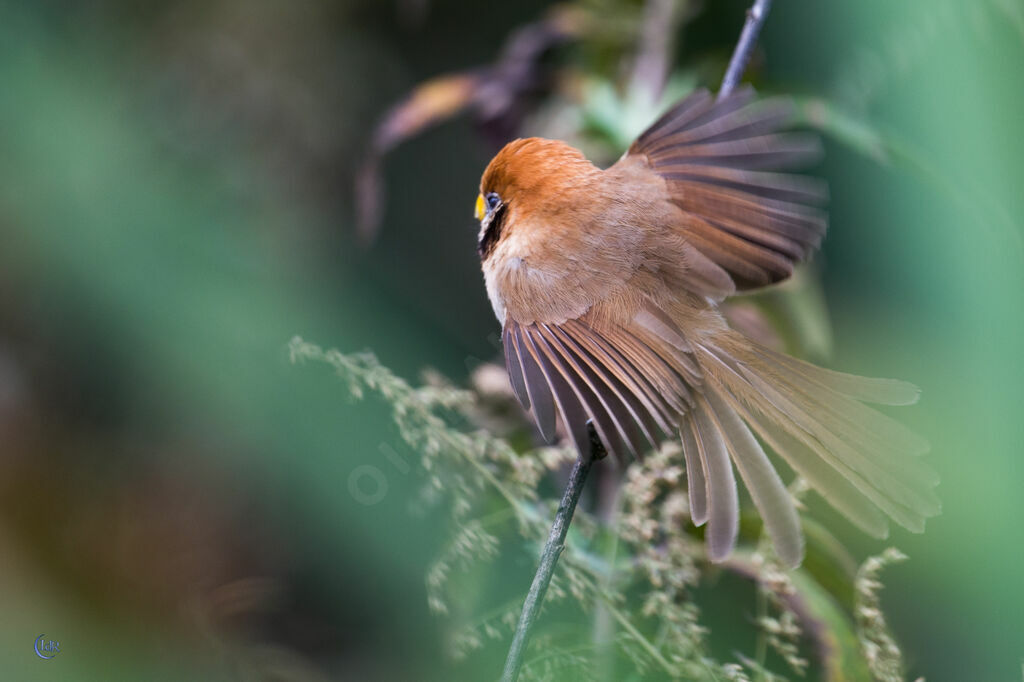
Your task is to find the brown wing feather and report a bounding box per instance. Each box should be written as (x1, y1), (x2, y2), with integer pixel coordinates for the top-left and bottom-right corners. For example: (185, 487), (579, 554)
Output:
(534, 324), (636, 459)
(520, 329), (593, 456)
(601, 326), (694, 415)
(624, 86), (827, 291)
(524, 325), (628, 460)
(503, 301), (701, 461)
(503, 324), (530, 410)
(546, 324), (658, 452)
(562, 319), (674, 437)
(509, 324), (557, 442)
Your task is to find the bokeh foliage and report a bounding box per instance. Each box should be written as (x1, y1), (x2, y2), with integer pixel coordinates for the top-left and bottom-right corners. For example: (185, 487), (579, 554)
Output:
(0, 1), (1021, 680)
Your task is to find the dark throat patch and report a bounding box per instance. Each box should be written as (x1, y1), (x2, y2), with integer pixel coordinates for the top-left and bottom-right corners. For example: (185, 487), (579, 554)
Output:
(477, 202), (508, 260)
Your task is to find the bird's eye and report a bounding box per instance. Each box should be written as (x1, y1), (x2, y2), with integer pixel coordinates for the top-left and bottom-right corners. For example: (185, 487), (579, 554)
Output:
(486, 192), (501, 211)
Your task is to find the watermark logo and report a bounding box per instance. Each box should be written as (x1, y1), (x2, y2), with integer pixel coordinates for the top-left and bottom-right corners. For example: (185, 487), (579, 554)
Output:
(34, 634), (60, 660)
(347, 443), (411, 506)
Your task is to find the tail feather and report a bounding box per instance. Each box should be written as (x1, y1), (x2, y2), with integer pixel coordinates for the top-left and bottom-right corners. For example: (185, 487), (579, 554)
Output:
(736, 366), (940, 516)
(747, 344), (921, 406)
(746, 347), (930, 459)
(689, 398), (739, 562)
(701, 332), (939, 535)
(720, 390), (891, 539)
(703, 386), (804, 567)
(728, 363), (930, 532)
(680, 419), (710, 526)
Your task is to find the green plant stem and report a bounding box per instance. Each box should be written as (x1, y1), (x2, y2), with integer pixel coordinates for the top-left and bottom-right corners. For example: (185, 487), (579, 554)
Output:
(593, 482), (624, 682)
(500, 452), (596, 682)
(754, 573), (769, 680)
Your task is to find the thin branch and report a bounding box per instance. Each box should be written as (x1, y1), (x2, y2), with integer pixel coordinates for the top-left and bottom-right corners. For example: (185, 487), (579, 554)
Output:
(500, 434), (601, 682)
(719, 0), (773, 99)
(499, 3), (776, 678)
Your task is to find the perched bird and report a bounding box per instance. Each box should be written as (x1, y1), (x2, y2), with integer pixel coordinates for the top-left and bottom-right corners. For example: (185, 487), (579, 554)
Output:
(473, 87), (938, 568)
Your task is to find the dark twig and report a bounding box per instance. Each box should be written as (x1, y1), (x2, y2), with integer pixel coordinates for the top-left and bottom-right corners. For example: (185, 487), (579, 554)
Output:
(719, 0), (773, 99)
(500, 432), (601, 682)
(500, 3), (775, 678)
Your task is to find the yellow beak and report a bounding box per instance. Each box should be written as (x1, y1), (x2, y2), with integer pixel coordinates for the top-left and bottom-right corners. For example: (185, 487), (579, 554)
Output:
(475, 193), (486, 221)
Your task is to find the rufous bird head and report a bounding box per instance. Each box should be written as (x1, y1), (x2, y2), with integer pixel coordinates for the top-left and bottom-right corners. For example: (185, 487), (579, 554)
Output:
(474, 137), (598, 259)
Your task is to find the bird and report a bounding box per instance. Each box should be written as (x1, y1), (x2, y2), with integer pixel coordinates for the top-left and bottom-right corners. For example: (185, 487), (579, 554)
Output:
(472, 86), (939, 568)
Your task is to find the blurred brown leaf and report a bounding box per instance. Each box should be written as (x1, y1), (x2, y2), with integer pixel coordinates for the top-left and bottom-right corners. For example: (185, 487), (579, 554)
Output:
(356, 6), (584, 243)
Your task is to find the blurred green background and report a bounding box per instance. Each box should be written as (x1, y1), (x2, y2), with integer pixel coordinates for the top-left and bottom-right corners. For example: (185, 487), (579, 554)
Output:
(0, 0), (1021, 680)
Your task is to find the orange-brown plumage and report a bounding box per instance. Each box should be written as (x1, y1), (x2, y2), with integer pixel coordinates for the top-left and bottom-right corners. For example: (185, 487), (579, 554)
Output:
(475, 87), (937, 567)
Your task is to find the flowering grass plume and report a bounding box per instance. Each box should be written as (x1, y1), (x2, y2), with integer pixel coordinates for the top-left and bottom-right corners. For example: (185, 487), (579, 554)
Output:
(290, 336), (917, 681)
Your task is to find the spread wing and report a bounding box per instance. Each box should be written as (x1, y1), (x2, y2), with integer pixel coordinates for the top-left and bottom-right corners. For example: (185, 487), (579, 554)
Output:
(503, 302), (805, 567)
(503, 303), (698, 462)
(622, 86), (828, 292)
